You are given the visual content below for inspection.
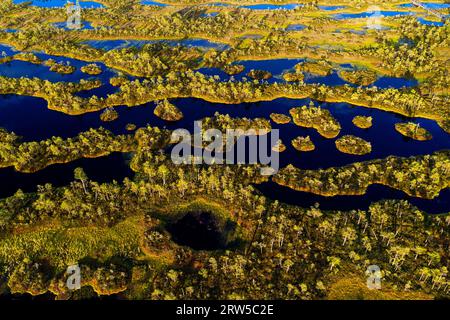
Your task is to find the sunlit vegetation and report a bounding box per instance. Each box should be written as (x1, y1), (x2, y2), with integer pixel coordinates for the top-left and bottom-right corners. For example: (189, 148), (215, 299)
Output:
(339, 69), (378, 86)
(44, 59), (76, 74)
(283, 71), (304, 82)
(13, 52), (42, 64)
(193, 113), (271, 149)
(274, 151), (450, 199)
(269, 113), (291, 124)
(100, 107), (119, 122)
(201, 112), (271, 135)
(295, 61), (332, 76)
(0, 153), (449, 298)
(0, 0), (449, 301)
(0, 71), (447, 133)
(395, 122), (433, 141)
(223, 64), (245, 75)
(81, 63), (102, 75)
(247, 69), (272, 80)
(289, 104), (341, 138)
(154, 99), (183, 121)
(352, 115), (372, 129)
(335, 135), (372, 155)
(0, 127), (134, 173)
(272, 139), (286, 153)
(291, 136), (315, 152)
(126, 123), (137, 131)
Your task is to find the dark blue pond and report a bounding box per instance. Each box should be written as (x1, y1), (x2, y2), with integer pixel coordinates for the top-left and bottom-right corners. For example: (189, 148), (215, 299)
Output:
(257, 182), (450, 214)
(0, 94), (449, 211)
(199, 60), (418, 89)
(0, 52), (117, 84)
(398, 3), (450, 9)
(141, 0), (168, 6)
(0, 153), (134, 199)
(0, 44), (18, 57)
(2, 95), (448, 169)
(319, 5), (346, 11)
(416, 17), (445, 26)
(83, 38), (229, 50)
(13, 0), (104, 8)
(199, 59), (306, 83)
(240, 4), (302, 10)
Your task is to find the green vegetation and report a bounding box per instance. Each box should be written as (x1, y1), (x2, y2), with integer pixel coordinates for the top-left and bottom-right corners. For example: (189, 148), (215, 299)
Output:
(335, 135), (372, 156)
(44, 59), (76, 75)
(339, 69), (378, 86)
(0, 0), (449, 301)
(81, 63), (102, 75)
(247, 69), (272, 80)
(154, 99), (184, 122)
(269, 113), (291, 124)
(272, 139), (286, 153)
(223, 64), (245, 75)
(0, 127), (134, 173)
(291, 136), (315, 152)
(290, 104), (341, 139)
(295, 61), (332, 76)
(126, 123), (137, 131)
(283, 72), (304, 82)
(395, 122), (433, 141)
(274, 151), (450, 199)
(100, 107), (119, 122)
(352, 115), (373, 129)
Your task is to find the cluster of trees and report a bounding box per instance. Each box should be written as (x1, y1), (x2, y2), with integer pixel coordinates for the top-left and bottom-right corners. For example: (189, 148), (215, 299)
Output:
(274, 151), (450, 199)
(295, 60), (332, 76)
(99, 107), (119, 122)
(352, 115), (372, 129)
(335, 135), (372, 156)
(0, 76), (102, 114)
(101, 43), (204, 77)
(339, 69), (378, 86)
(0, 143), (448, 299)
(269, 113), (291, 124)
(154, 99), (184, 121)
(0, 127), (134, 173)
(81, 63), (102, 75)
(289, 103), (341, 138)
(395, 122), (433, 141)
(291, 136), (315, 152)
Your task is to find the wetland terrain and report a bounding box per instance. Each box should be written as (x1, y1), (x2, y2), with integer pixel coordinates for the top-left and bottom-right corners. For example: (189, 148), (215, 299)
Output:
(0, 0), (449, 301)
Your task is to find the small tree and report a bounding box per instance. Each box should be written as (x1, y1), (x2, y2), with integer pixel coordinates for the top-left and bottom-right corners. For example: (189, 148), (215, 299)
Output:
(74, 167), (88, 194)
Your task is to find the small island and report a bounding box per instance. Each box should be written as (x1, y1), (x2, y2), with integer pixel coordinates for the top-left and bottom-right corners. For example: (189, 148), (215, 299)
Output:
(339, 69), (378, 86)
(289, 104), (341, 139)
(272, 139), (286, 153)
(335, 135), (372, 155)
(126, 123), (137, 131)
(81, 63), (103, 75)
(395, 122), (433, 141)
(223, 64), (245, 75)
(13, 52), (42, 64)
(154, 99), (184, 122)
(291, 136), (315, 152)
(100, 107), (119, 122)
(352, 115), (373, 129)
(270, 113), (291, 124)
(295, 61), (332, 76)
(247, 69), (272, 80)
(44, 59), (76, 74)
(283, 72), (304, 82)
